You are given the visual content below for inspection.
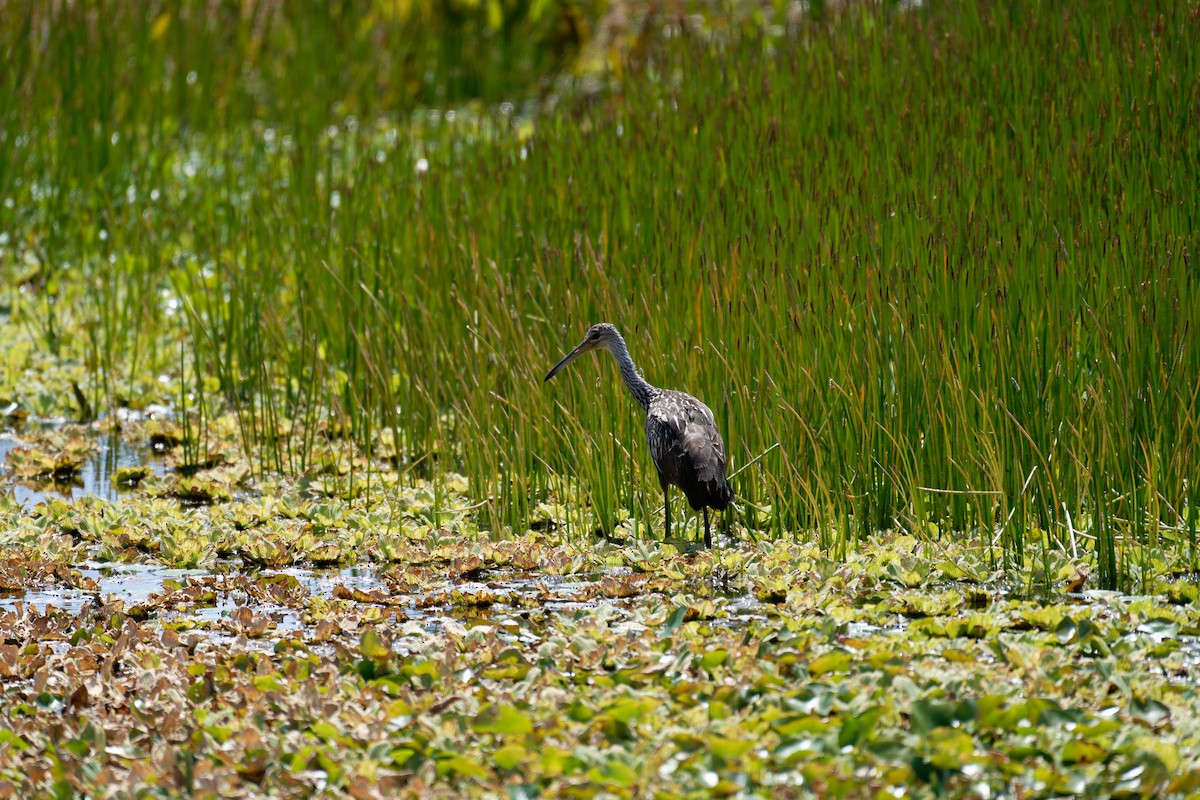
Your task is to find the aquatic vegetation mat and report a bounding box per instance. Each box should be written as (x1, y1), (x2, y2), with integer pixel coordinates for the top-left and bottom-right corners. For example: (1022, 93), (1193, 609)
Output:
(1, 524), (1199, 798)
(0, 426), (1197, 797)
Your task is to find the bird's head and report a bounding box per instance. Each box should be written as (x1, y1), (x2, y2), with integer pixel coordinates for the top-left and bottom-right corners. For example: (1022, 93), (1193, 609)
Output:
(545, 323), (622, 382)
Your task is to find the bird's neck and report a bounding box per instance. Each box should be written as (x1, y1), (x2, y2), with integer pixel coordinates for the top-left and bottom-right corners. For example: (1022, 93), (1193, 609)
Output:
(606, 336), (657, 411)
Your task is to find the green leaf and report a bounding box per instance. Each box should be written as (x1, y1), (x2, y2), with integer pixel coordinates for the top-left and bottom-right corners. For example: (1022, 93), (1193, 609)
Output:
(784, 686), (834, 716)
(772, 716), (829, 737)
(1055, 617), (1078, 644)
(359, 629), (391, 660)
(708, 736), (754, 760)
(309, 721), (341, 743)
(587, 759), (638, 787)
(1130, 697), (1170, 727)
(0, 730), (28, 751)
(808, 650), (852, 675)
(472, 704), (533, 735)
(539, 746), (581, 778)
(671, 732), (705, 751)
(774, 737), (823, 761)
(438, 756), (489, 780)
(662, 605), (689, 635)
(494, 744), (527, 771)
(935, 560), (968, 579)
(390, 747), (419, 768)
(909, 699), (958, 734)
(205, 724), (234, 744)
(1137, 619), (1180, 639)
(1061, 740), (1105, 764)
(926, 728), (975, 770)
(604, 697), (657, 724)
(838, 707), (880, 747)
(565, 700), (594, 722)
(253, 675), (283, 692)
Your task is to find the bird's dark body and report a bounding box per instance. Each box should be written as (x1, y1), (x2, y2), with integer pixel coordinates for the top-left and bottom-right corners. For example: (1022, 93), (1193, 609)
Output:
(545, 323), (734, 547)
(646, 390), (734, 513)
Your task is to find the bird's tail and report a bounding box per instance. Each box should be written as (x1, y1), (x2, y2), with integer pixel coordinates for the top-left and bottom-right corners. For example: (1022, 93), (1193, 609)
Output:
(714, 479), (735, 511)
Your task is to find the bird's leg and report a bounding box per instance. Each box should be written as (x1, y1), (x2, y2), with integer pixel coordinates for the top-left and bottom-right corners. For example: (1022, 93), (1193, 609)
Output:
(664, 490), (671, 539)
(704, 507), (712, 548)
(662, 483), (671, 540)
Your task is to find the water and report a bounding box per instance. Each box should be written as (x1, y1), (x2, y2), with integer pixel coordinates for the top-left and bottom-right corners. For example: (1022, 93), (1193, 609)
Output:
(1, 562), (209, 615)
(274, 564), (388, 598)
(0, 552), (772, 649)
(0, 426), (769, 631)
(0, 430), (165, 507)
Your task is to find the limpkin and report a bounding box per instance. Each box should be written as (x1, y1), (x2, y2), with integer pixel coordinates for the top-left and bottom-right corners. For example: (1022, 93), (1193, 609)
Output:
(545, 323), (734, 547)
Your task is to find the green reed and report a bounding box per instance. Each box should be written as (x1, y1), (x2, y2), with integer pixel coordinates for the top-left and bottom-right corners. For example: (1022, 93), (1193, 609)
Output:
(1, 0), (1197, 588)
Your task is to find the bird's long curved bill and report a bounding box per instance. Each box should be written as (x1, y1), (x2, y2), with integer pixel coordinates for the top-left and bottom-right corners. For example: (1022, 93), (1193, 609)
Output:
(544, 339), (589, 382)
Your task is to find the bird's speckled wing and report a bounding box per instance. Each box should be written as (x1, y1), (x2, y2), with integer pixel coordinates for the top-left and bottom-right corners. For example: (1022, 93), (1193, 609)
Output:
(645, 390), (732, 510)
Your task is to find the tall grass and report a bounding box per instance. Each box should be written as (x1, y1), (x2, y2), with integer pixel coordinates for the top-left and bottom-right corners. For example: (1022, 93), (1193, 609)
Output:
(2, 0), (1198, 588)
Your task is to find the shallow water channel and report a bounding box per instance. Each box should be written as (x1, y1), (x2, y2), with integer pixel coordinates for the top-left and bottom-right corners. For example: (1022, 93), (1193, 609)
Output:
(0, 429), (167, 507)
(0, 428), (774, 631)
(5, 428), (1194, 668)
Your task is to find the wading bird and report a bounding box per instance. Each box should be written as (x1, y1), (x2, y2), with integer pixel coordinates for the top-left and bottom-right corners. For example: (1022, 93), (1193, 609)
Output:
(545, 323), (733, 547)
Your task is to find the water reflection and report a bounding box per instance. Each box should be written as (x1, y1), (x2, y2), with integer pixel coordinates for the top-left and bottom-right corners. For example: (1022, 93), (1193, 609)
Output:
(0, 430), (165, 507)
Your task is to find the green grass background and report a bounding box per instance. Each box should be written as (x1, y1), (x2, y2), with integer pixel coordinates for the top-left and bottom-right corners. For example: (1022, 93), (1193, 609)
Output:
(1, 0), (1197, 587)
